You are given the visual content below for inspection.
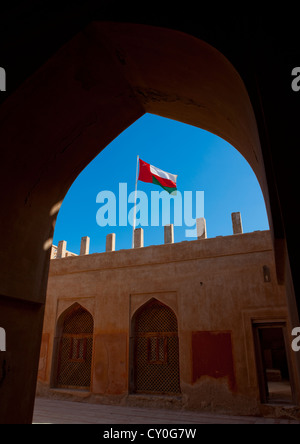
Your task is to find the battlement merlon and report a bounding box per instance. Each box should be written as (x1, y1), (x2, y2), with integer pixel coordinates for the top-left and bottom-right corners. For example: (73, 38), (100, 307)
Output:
(231, 212), (243, 234)
(51, 212), (253, 259)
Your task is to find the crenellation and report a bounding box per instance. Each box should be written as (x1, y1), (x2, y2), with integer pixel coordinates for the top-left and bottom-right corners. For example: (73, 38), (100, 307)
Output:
(80, 236), (90, 255)
(52, 241), (77, 259)
(106, 233), (116, 252)
(231, 212), (243, 234)
(56, 240), (67, 259)
(134, 227), (144, 248)
(164, 224), (174, 244)
(51, 213), (250, 258)
(196, 217), (207, 239)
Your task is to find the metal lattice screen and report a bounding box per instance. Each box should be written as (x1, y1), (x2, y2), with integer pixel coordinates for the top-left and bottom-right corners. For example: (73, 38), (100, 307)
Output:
(134, 300), (180, 394)
(56, 306), (93, 389)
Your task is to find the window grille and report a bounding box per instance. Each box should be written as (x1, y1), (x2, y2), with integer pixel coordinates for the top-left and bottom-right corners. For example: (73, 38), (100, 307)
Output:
(134, 299), (180, 394)
(56, 306), (93, 389)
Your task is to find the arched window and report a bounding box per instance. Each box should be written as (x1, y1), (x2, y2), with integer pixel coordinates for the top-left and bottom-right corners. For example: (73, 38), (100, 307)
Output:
(54, 304), (93, 390)
(132, 299), (180, 395)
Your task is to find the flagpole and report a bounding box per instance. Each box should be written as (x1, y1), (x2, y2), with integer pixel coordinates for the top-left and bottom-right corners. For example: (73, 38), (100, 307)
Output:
(132, 155), (139, 248)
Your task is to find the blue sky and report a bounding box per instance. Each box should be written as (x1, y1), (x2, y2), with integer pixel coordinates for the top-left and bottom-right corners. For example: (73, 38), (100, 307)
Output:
(53, 113), (269, 254)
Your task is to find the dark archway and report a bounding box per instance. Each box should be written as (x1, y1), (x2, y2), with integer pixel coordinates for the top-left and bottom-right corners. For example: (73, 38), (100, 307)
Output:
(0, 19), (298, 423)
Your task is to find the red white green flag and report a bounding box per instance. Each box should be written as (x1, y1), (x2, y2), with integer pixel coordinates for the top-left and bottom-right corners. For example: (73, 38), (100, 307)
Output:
(138, 158), (178, 194)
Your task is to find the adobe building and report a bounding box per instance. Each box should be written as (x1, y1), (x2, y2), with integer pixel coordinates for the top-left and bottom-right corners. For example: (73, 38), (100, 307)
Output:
(37, 215), (300, 419)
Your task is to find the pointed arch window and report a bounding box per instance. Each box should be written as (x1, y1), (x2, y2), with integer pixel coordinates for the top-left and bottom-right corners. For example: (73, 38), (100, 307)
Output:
(131, 298), (180, 395)
(53, 303), (93, 390)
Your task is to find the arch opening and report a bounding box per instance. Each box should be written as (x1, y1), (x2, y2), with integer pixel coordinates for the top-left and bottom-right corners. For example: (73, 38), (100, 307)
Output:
(51, 303), (94, 390)
(0, 20), (273, 303)
(52, 112), (269, 253)
(130, 298), (180, 395)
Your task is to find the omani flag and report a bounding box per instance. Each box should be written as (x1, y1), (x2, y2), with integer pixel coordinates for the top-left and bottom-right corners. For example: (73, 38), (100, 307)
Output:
(138, 158), (178, 194)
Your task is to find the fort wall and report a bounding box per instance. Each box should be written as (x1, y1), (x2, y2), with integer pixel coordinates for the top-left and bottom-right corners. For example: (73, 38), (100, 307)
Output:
(37, 214), (298, 417)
